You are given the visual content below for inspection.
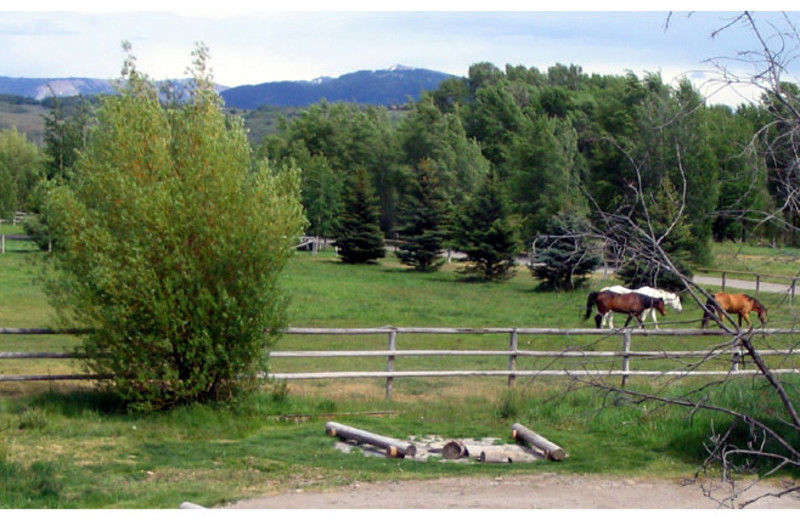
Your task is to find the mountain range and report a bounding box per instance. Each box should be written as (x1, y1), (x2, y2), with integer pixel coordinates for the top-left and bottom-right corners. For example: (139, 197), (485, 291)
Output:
(0, 65), (456, 109)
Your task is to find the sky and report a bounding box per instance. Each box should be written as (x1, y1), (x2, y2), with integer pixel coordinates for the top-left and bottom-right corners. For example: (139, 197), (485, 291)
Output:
(1, 3), (799, 107)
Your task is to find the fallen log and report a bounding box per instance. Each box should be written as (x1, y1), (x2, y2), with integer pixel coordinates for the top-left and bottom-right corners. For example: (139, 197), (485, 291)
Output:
(325, 421), (417, 458)
(478, 447), (515, 463)
(442, 440), (469, 459)
(511, 423), (566, 461)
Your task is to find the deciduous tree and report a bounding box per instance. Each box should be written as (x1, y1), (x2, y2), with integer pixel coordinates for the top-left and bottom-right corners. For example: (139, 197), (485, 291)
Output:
(43, 43), (306, 410)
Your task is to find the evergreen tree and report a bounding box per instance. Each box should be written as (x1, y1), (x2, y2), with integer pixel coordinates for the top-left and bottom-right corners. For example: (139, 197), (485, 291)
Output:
(531, 212), (602, 291)
(335, 167), (386, 264)
(452, 171), (519, 281)
(395, 159), (450, 272)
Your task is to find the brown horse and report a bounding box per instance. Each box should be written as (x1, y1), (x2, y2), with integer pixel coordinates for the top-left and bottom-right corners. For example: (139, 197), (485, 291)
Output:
(585, 290), (666, 329)
(701, 292), (768, 328)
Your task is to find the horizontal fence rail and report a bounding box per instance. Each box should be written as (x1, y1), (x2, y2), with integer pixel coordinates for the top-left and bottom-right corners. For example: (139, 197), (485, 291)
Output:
(3, 327), (800, 398)
(695, 267), (800, 299)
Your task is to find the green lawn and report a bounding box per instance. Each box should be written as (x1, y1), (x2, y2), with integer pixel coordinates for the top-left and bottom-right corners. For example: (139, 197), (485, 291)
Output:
(706, 241), (800, 280)
(1, 242), (798, 508)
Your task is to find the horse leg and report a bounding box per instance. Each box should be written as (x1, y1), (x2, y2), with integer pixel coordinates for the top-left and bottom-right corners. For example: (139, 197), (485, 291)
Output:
(702, 298), (715, 329)
(595, 314), (603, 329)
(643, 307), (658, 330)
(623, 313), (634, 328)
(741, 313), (751, 328)
(634, 312), (645, 329)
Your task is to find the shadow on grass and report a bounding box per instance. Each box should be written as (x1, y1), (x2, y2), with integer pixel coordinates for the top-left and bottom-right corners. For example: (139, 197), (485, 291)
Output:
(24, 389), (128, 417)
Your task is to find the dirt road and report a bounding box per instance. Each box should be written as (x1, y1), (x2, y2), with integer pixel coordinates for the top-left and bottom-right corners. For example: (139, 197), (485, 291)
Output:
(225, 473), (799, 509)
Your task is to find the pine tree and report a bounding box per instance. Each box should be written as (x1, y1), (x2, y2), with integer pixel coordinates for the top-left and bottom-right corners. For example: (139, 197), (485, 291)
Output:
(396, 159), (450, 272)
(335, 167), (386, 264)
(531, 212), (602, 291)
(452, 171), (519, 281)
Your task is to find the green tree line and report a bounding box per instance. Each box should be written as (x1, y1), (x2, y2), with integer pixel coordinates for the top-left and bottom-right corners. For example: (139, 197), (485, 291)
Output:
(2, 60), (795, 281)
(261, 62), (790, 278)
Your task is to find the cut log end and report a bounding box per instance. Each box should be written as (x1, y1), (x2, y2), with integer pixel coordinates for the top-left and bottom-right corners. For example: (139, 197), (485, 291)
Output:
(442, 440), (469, 460)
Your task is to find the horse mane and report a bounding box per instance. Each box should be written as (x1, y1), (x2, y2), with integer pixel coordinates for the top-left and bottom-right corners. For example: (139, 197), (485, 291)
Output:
(637, 293), (664, 309)
(748, 295), (766, 310)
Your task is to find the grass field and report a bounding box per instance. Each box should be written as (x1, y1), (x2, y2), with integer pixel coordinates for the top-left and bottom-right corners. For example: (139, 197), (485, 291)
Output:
(1, 236), (799, 508)
(706, 241), (800, 281)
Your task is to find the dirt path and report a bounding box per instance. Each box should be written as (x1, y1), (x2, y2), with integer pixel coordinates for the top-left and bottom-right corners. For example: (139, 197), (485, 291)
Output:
(226, 473), (799, 509)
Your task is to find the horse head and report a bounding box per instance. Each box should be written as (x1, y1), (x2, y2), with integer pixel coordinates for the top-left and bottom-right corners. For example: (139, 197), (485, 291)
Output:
(744, 295), (768, 326)
(755, 301), (768, 325)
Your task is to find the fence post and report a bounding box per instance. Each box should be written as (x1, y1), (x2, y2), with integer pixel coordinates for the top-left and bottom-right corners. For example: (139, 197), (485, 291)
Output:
(792, 279), (797, 304)
(386, 328), (397, 400)
(1, 234), (4, 255)
(756, 274), (761, 295)
(621, 330), (632, 387)
(508, 329), (518, 388)
(732, 340), (743, 372)
(721, 272), (727, 292)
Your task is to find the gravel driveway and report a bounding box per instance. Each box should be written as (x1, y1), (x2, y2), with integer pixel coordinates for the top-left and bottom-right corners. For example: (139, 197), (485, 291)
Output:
(225, 474), (799, 509)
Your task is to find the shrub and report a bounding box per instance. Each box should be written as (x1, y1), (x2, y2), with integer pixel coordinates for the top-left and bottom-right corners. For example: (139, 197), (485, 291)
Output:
(42, 44), (306, 411)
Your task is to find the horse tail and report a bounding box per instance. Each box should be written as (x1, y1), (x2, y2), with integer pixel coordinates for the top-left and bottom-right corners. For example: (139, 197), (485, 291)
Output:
(585, 292), (599, 321)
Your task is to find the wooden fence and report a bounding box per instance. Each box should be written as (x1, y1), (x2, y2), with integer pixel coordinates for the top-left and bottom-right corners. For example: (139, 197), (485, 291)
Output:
(3, 327), (800, 399)
(695, 267), (799, 299)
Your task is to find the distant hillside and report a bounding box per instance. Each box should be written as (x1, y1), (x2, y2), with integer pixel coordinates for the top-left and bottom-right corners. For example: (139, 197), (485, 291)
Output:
(220, 66), (456, 109)
(0, 66), (456, 110)
(1, 65), (457, 144)
(0, 77), (227, 101)
(0, 77), (115, 100)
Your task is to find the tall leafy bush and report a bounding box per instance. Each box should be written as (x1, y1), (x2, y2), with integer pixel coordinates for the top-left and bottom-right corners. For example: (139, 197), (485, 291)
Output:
(43, 44), (306, 410)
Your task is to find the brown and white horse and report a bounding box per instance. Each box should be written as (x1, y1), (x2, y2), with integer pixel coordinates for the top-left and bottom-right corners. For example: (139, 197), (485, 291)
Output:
(601, 285), (682, 329)
(585, 290), (666, 329)
(701, 292), (768, 328)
